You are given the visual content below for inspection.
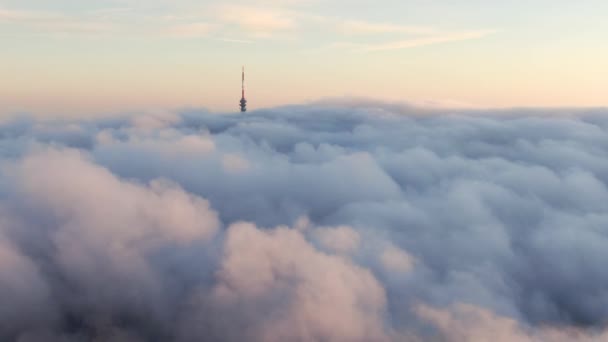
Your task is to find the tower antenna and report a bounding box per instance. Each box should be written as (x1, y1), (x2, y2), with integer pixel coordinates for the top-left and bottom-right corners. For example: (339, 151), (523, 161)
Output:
(240, 66), (247, 112)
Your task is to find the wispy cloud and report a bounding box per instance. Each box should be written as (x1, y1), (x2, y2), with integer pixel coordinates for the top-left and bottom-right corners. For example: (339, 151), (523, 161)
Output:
(347, 29), (496, 52)
(0, 7), (61, 21)
(337, 20), (437, 35)
(0, 4), (495, 49)
(0, 6), (113, 34)
(307, 15), (496, 52)
(165, 22), (215, 38)
(214, 37), (255, 44)
(214, 5), (297, 38)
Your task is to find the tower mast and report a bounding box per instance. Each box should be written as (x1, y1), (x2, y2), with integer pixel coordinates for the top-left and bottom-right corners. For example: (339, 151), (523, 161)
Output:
(240, 66), (247, 112)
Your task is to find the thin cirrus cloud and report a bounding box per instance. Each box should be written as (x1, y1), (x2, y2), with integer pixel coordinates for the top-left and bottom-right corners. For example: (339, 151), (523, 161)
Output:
(214, 37), (255, 44)
(213, 4), (297, 38)
(336, 19), (438, 35)
(0, 7), (58, 21)
(164, 22), (216, 38)
(334, 29), (497, 52)
(0, 7), (110, 33)
(330, 17), (496, 52)
(1, 3), (492, 51)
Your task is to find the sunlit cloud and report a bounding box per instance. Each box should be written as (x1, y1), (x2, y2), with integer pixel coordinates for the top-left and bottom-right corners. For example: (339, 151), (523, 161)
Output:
(215, 5), (297, 38)
(2, 102), (608, 340)
(0, 6), (113, 34)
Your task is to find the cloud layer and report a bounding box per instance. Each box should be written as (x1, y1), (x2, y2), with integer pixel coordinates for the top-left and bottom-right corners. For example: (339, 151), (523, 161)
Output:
(1, 101), (608, 341)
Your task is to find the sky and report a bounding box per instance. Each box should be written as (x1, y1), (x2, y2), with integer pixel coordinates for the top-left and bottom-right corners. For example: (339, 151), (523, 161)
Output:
(1, 0), (607, 115)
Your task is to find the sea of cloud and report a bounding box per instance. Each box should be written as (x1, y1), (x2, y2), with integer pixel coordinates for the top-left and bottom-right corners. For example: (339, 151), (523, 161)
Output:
(1, 100), (608, 341)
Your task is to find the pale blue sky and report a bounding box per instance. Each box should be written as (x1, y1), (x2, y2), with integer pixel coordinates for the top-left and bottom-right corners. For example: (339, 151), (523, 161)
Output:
(1, 0), (607, 115)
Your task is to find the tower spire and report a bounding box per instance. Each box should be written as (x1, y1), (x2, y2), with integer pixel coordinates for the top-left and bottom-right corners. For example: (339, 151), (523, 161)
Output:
(240, 66), (247, 112)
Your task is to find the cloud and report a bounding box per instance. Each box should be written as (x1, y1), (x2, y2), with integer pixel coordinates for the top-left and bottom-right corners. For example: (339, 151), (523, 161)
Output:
(164, 22), (214, 38)
(214, 37), (255, 44)
(319, 15), (496, 52)
(416, 304), (608, 342)
(337, 20), (436, 35)
(221, 153), (250, 173)
(0, 7), (58, 21)
(0, 3), (492, 50)
(215, 5), (296, 37)
(313, 225), (361, 255)
(130, 111), (182, 130)
(192, 222), (388, 341)
(366, 30), (496, 51)
(1, 100), (608, 340)
(0, 235), (55, 336)
(380, 245), (414, 274)
(0, 6), (113, 34)
(333, 29), (496, 52)
(10, 148), (220, 244)
(0, 147), (220, 340)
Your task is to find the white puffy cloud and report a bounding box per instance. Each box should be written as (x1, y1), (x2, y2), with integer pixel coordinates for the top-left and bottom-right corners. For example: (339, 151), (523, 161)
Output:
(313, 225), (361, 255)
(203, 222), (388, 341)
(221, 153), (250, 173)
(0, 234), (55, 336)
(11, 148), (219, 245)
(1, 100), (608, 340)
(380, 245), (414, 274)
(130, 111), (182, 130)
(0, 147), (220, 340)
(416, 304), (608, 342)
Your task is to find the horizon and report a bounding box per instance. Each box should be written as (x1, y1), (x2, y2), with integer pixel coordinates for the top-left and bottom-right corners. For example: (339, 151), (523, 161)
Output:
(4, 96), (608, 122)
